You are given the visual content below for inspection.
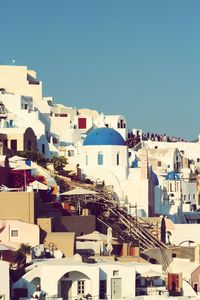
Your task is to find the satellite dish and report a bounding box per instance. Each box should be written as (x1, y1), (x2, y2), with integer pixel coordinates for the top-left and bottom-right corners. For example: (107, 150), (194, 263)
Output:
(73, 253), (82, 262)
(54, 250), (63, 259)
(33, 246), (42, 258)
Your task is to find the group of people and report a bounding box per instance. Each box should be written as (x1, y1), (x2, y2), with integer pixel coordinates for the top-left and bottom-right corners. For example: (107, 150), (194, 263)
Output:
(126, 132), (186, 148)
(142, 132), (186, 143)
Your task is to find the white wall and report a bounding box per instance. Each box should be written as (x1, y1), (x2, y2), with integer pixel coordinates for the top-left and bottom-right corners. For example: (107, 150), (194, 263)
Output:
(143, 140), (200, 164)
(0, 260), (9, 300)
(80, 145), (129, 181)
(182, 181), (196, 206)
(0, 219), (39, 249)
(169, 224), (200, 246)
(99, 263), (136, 299)
(0, 94), (33, 115)
(0, 65), (43, 108)
(122, 178), (149, 217)
(50, 116), (82, 145)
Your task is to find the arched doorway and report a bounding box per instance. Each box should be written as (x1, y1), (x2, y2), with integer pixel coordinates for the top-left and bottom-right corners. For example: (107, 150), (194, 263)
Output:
(58, 271), (90, 300)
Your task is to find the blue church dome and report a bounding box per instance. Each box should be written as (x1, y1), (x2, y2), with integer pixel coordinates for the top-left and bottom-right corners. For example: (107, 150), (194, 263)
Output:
(165, 171), (180, 181)
(83, 127), (125, 146)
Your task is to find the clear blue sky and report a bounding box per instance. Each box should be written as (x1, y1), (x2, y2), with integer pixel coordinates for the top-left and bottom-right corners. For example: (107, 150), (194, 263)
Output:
(1, 0), (200, 140)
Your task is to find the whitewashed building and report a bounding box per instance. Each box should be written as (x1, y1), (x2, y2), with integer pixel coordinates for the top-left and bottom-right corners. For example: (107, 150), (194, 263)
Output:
(79, 127), (154, 216)
(12, 258), (169, 300)
(13, 258), (136, 299)
(0, 219), (40, 250)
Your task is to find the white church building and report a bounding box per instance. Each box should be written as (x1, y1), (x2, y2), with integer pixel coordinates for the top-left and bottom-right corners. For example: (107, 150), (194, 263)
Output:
(79, 127), (155, 217)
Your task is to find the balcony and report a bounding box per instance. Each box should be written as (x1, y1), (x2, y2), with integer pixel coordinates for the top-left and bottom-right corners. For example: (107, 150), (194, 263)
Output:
(136, 286), (169, 296)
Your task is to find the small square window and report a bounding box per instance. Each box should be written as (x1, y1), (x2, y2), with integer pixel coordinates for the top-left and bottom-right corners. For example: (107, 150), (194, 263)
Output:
(157, 161), (162, 167)
(11, 230), (18, 237)
(113, 270), (119, 276)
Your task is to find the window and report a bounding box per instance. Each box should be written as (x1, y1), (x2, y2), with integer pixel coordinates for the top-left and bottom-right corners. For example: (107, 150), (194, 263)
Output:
(86, 154), (88, 166)
(116, 153), (120, 165)
(78, 118), (87, 129)
(24, 104), (28, 110)
(99, 280), (107, 299)
(53, 137), (58, 144)
(11, 139), (17, 151)
(98, 152), (103, 165)
(11, 230), (18, 237)
(42, 144), (45, 155)
(77, 280), (85, 295)
(113, 270), (119, 276)
(157, 161), (162, 167)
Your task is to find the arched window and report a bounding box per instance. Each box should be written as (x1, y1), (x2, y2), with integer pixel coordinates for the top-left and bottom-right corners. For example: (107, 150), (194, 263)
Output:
(85, 154), (88, 166)
(116, 152), (120, 165)
(98, 152), (103, 165)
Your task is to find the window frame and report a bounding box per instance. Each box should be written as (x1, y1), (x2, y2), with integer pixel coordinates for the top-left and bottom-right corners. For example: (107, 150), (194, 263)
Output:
(77, 280), (85, 295)
(98, 151), (104, 165)
(116, 152), (120, 166)
(10, 229), (19, 238)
